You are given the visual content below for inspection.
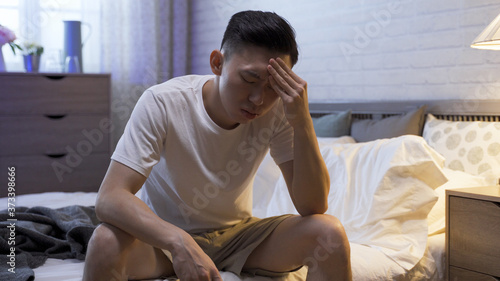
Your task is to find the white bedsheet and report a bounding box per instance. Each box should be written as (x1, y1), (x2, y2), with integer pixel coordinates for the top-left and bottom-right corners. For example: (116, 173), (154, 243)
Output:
(0, 191), (445, 281)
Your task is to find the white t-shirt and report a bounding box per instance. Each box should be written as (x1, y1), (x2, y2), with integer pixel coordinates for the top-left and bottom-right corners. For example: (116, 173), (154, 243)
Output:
(112, 75), (294, 233)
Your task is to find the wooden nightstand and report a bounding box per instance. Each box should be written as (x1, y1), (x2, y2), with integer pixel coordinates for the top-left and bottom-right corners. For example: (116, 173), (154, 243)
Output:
(446, 186), (500, 281)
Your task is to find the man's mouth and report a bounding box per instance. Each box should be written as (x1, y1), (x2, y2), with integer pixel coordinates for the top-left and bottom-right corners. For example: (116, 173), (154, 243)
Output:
(241, 109), (259, 120)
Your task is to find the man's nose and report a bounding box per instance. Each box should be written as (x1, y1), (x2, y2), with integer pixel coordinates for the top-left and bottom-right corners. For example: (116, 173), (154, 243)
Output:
(249, 89), (264, 106)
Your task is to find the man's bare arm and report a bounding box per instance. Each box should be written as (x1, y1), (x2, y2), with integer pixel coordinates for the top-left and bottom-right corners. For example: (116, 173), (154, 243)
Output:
(95, 160), (222, 280)
(268, 58), (330, 216)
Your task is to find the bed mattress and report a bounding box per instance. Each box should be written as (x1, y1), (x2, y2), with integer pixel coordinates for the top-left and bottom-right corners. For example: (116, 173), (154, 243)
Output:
(0, 192), (445, 281)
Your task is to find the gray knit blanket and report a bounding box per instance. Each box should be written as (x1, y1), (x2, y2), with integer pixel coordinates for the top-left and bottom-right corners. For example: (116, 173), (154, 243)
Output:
(0, 205), (99, 281)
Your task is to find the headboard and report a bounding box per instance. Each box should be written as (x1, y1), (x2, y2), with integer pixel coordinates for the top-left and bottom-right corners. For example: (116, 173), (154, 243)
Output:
(309, 99), (500, 121)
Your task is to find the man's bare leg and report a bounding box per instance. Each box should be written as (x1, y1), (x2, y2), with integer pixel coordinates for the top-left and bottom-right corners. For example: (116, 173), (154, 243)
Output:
(244, 214), (352, 281)
(83, 223), (174, 281)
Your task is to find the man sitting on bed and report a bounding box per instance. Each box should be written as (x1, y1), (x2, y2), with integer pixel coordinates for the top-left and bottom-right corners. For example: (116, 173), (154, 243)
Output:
(83, 10), (351, 281)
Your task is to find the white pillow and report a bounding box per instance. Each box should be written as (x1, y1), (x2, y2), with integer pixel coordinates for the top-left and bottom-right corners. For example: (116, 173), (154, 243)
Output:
(264, 135), (447, 271)
(423, 114), (500, 176)
(427, 168), (490, 236)
(252, 136), (356, 218)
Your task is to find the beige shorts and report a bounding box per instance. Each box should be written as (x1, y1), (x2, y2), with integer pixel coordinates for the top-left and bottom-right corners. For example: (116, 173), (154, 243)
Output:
(162, 214), (300, 278)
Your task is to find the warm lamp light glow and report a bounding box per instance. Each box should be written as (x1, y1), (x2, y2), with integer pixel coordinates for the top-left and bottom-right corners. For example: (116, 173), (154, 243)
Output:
(471, 13), (500, 50)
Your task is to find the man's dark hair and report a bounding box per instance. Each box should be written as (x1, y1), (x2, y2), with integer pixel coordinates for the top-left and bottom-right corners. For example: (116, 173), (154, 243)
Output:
(221, 10), (299, 66)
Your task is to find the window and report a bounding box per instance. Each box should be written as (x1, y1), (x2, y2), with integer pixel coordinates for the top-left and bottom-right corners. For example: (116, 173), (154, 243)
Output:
(0, 0), (101, 73)
(0, 0), (20, 69)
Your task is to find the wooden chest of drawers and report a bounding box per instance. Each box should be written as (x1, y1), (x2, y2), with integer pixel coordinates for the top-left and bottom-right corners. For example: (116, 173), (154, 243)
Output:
(0, 73), (111, 196)
(446, 186), (500, 281)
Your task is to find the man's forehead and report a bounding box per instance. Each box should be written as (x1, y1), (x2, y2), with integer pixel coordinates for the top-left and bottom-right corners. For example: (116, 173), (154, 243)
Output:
(236, 54), (292, 79)
(227, 46), (292, 66)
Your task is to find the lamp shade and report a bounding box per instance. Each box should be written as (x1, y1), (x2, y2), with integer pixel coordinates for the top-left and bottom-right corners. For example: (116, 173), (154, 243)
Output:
(471, 13), (500, 50)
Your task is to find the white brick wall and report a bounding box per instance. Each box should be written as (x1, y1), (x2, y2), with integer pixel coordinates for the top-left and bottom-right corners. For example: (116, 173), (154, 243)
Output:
(190, 0), (500, 102)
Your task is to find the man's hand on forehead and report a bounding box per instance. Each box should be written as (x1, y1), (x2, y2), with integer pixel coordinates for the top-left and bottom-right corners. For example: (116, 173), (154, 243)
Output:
(267, 57), (310, 127)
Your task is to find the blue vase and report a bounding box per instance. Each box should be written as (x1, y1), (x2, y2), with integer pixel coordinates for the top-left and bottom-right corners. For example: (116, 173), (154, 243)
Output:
(63, 20), (90, 73)
(23, 55), (41, 72)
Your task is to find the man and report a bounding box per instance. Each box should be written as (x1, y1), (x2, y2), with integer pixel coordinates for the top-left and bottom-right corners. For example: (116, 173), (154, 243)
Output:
(83, 10), (352, 281)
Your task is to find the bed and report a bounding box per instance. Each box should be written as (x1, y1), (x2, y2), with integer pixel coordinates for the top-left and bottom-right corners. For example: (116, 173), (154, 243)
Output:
(1, 99), (499, 281)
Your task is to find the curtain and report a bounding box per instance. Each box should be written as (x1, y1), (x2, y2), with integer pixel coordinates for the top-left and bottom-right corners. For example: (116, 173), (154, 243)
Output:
(100, 0), (191, 149)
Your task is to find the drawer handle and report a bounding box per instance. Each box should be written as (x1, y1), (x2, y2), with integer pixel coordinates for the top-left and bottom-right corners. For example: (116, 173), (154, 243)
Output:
(45, 153), (67, 159)
(44, 75), (66, 80)
(44, 114), (67, 119)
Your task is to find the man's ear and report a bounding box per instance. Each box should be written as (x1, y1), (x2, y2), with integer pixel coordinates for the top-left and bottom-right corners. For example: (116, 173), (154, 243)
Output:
(210, 50), (224, 76)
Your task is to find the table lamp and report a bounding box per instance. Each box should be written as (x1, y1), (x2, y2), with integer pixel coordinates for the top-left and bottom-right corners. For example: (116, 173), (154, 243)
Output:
(471, 13), (500, 50)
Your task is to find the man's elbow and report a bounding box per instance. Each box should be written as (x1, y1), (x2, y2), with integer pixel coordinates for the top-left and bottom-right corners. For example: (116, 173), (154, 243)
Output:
(298, 200), (328, 216)
(94, 193), (111, 222)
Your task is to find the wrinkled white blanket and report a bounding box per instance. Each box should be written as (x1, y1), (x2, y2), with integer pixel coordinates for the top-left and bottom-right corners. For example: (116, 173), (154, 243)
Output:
(255, 135), (447, 271)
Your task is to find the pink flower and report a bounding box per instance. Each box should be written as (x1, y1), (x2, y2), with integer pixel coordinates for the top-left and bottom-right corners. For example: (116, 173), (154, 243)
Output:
(0, 25), (17, 46)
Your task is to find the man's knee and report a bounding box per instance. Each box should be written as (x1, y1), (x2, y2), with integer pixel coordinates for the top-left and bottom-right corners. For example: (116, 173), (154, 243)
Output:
(299, 214), (352, 280)
(87, 223), (133, 262)
(315, 214), (348, 243)
(301, 214), (350, 260)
